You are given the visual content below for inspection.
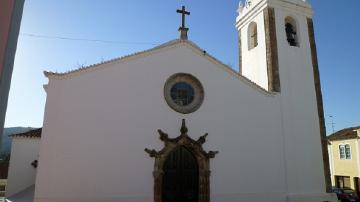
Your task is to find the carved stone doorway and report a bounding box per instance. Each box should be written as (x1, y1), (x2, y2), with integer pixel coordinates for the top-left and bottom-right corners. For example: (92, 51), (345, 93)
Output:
(145, 119), (218, 202)
(162, 146), (199, 202)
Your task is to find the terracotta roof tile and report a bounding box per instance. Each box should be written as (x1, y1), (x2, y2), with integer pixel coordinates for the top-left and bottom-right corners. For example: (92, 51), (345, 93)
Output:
(10, 128), (42, 138)
(327, 126), (360, 141)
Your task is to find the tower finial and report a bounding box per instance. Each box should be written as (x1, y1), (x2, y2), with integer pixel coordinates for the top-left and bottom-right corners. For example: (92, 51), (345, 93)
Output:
(180, 119), (188, 134)
(237, 1), (244, 14)
(176, 6), (190, 40)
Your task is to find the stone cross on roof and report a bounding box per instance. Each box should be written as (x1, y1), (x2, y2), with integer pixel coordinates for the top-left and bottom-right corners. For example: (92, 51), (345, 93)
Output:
(176, 6), (190, 40)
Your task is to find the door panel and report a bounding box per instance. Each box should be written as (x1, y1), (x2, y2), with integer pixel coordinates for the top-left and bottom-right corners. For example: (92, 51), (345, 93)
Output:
(162, 147), (199, 202)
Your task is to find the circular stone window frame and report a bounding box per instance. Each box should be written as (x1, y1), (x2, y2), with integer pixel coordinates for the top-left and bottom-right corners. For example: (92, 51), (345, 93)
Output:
(164, 73), (204, 114)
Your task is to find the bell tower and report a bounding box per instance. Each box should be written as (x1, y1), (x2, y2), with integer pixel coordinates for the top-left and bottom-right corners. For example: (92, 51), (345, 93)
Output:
(236, 0), (332, 195)
(236, 0), (313, 92)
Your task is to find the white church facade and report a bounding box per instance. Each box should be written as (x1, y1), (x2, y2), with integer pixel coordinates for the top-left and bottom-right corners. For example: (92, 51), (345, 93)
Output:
(31, 0), (337, 201)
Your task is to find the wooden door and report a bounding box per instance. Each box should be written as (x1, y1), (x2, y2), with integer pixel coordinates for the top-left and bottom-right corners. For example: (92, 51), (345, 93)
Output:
(162, 146), (199, 202)
(354, 177), (360, 195)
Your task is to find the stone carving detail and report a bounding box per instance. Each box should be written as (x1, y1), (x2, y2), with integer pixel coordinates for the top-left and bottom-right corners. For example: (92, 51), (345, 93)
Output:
(145, 119), (218, 202)
(245, 0), (252, 8)
(237, 1), (244, 14)
(237, 0), (253, 15)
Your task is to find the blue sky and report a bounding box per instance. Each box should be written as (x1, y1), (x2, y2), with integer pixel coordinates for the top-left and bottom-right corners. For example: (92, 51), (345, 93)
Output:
(4, 0), (360, 135)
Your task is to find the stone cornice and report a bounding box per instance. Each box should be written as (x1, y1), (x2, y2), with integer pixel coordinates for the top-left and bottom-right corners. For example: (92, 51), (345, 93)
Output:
(236, 0), (268, 29)
(236, 0), (313, 29)
(270, 0), (313, 17)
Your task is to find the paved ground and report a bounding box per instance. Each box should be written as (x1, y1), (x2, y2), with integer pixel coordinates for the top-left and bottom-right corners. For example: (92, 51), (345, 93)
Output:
(6, 185), (34, 202)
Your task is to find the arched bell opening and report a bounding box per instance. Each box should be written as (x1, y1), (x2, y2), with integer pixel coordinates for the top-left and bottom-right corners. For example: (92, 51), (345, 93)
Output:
(248, 21), (258, 50)
(285, 16), (299, 47)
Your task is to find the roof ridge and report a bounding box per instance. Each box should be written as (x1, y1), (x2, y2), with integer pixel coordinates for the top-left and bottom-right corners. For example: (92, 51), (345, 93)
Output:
(327, 125), (360, 141)
(44, 39), (181, 78)
(43, 39), (274, 96)
(329, 125), (360, 136)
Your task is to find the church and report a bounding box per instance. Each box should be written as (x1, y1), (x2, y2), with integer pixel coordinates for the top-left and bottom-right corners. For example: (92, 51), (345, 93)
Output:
(31, 0), (337, 201)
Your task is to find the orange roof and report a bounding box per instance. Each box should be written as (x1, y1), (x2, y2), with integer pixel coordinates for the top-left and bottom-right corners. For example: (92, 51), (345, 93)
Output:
(327, 126), (360, 141)
(11, 128), (42, 138)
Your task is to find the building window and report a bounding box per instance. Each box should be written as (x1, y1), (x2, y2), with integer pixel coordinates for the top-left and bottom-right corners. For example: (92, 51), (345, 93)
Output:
(0, 185), (5, 197)
(335, 176), (351, 188)
(170, 82), (195, 106)
(285, 17), (298, 47)
(345, 144), (351, 159)
(339, 145), (345, 159)
(248, 22), (258, 50)
(339, 144), (351, 160)
(164, 73), (204, 114)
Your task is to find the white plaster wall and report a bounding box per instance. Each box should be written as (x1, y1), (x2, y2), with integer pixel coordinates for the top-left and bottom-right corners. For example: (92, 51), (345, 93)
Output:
(35, 43), (288, 202)
(33, 39), (337, 201)
(32, 0), (338, 200)
(236, 0), (333, 200)
(6, 137), (40, 197)
(272, 4), (326, 194)
(239, 11), (269, 90)
(357, 139), (360, 178)
(328, 144), (334, 184)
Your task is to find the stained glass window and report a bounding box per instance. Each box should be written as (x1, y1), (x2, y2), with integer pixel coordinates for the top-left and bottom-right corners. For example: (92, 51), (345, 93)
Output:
(170, 82), (195, 106)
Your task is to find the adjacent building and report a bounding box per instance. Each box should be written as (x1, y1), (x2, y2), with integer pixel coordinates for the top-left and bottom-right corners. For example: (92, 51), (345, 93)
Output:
(328, 126), (360, 193)
(0, 179), (6, 199)
(0, 0), (25, 153)
(6, 128), (41, 200)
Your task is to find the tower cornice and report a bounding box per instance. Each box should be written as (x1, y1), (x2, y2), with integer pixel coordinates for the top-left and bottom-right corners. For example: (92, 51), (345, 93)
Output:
(236, 0), (313, 29)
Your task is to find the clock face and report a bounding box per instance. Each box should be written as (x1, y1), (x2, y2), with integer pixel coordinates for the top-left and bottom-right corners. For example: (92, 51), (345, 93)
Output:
(164, 73), (204, 114)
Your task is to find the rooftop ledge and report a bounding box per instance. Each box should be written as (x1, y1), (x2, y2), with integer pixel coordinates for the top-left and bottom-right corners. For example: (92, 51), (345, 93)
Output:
(236, 0), (312, 23)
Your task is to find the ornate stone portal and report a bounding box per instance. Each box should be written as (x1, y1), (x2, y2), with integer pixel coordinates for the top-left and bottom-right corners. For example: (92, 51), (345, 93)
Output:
(145, 119), (218, 202)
